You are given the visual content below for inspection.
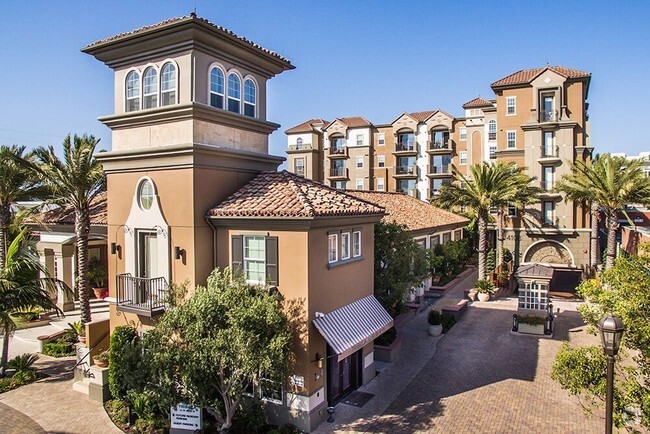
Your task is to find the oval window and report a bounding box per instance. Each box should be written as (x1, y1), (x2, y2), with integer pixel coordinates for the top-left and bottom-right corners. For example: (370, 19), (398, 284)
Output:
(138, 179), (154, 211)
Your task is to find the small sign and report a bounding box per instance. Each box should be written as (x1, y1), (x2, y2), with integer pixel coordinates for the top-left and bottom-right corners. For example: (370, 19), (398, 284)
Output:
(290, 375), (304, 388)
(171, 403), (202, 432)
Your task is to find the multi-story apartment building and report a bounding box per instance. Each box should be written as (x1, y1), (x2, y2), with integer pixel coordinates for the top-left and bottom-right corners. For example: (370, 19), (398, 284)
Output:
(286, 66), (594, 269)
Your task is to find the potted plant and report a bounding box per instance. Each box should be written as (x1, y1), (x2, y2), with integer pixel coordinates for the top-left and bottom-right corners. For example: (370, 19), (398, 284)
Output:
(475, 279), (494, 302)
(427, 309), (443, 336)
(88, 256), (108, 299)
(68, 321), (86, 344)
(93, 349), (110, 368)
(515, 314), (546, 335)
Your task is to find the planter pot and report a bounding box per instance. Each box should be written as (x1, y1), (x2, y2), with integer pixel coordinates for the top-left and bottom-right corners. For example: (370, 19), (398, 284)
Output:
(93, 359), (108, 368)
(477, 292), (490, 302)
(468, 289), (478, 301)
(93, 287), (108, 300)
(428, 324), (443, 336)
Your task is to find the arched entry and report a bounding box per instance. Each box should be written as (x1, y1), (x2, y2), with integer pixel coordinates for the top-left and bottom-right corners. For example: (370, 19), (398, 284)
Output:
(523, 240), (574, 266)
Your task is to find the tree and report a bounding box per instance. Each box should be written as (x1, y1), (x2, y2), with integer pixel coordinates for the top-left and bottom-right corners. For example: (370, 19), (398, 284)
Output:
(374, 221), (428, 316)
(33, 135), (105, 324)
(0, 229), (61, 375)
(555, 154), (650, 270)
(434, 161), (541, 280)
(0, 146), (45, 269)
(551, 250), (650, 430)
(142, 268), (292, 432)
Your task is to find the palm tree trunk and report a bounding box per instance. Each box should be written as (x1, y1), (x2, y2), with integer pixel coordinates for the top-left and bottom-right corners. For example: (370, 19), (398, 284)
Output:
(496, 208), (504, 266)
(0, 204), (10, 271)
(76, 207), (92, 324)
(590, 202), (600, 270)
(605, 210), (618, 270)
(478, 213), (487, 280)
(1, 324), (10, 376)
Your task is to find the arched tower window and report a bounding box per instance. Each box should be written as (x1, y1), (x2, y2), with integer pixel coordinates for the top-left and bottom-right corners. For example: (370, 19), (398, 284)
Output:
(227, 73), (241, 114)
(143, 67), (158, 109)
(243, 78), (256, 117)
(125, 70), (140, 112)
(160, 63), (177, 106)
(210, 67), (225, 109)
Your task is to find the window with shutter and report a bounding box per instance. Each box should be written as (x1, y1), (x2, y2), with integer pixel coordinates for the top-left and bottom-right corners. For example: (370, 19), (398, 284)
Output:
(232, 235), (243, 271)
(231, 235), (278, 286)
(265, 237), (278, 285)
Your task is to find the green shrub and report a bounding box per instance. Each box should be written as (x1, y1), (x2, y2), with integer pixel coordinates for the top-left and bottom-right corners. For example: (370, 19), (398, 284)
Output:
(474, 279), (494, 294)
(374, 327), (397, 346)
(109, 326), (142, 400)
(516, 314), (545, 325)
(268, 424), (302, 434)
(0, 377), (17, 393)
(441, 312), (457, 333)
(486, 249), (496, 275)
(8, 353), (38, 371)
(67, 321), (84, 339)
(42, 342), (75, 357)
(232, 398), (268, 434)
(428, 309), (442, 325)
(12, 369), (39, 384)
(104, 399), (129, 425)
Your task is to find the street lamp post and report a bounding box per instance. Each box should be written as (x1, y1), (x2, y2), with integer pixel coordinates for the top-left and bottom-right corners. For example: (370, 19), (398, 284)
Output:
(598, 313), (625, 434)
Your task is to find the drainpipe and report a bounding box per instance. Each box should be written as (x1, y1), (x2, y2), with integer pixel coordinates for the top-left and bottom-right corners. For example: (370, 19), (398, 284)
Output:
(205, 217), (218, 270)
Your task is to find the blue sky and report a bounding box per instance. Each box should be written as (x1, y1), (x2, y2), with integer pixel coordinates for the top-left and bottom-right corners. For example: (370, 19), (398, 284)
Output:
(0, 0), (648, 159)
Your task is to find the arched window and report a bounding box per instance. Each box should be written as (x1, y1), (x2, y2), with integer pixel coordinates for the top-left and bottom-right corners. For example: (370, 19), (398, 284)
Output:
(160, 63), (177, 106)
(125, 70), (140, 112)
(296, 138), (303, 149)
(243, 78), (256, 117)
(227, 73), (241, 113)
(488, 120), (497, 140)
(138, 179), (155, 211)
(209, 67), (225, 109)
(143, 67), (158, 109)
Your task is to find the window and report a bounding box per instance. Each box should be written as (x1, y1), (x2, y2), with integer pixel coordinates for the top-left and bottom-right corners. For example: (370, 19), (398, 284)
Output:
(125, 70), (140, 112)
(138, 179), (154, 211)
(431, 178), (451, 195)
(453, 229), (462, 240)
(143, 67), (158, 109)
(341, 232), (351, 260)
(377, 177), (385, 191)
(160, 63), (177, 106)
(430, 130), (449, 149)
(460, 151), (467, 165)
(542, 94), (555, 121)
(243, 78), (256, 117)
(442, 232), (451, 244)
(331, 137), (346, 153)
(378, 133), (385, 145)
(356, 156), (363, 168)
(328, 234), (338, 263)
(353, 230), (361, 257)
(488, 120), (497, 141)
(543, 131), (555, 157)
(397, 179), (416, 196)
(330, 159), (345, 177)
(489, 145), (497, 159)
(507, 131), (516, 149)
(396, 132), (415, 151)
(397, 156), (416, 174)
(332, 181), (346, 190)
(294, 158), (305, 176)
(232, 235), (278, 285)
(210, 67), (225, 109)
(518, 282), (548, 310)
(430, 235), (440, 247)
(459, 127), (467, 140)
(259, 378), (283, 403)
(431, 155), (451, 174)
(543, 166), (554, 191)
(543, 201), (555, 226)
(227, 73), (241, 113)
(356, 178), (364, 190)
(296, 138), (303, 149)
(356, 134), (363, 146)
(506, 96), (516, 115)
(508, 204), (518, 217)
(378, 155), (385, 167)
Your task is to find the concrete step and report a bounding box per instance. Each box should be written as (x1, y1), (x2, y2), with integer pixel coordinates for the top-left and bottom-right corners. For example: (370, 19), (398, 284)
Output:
(72, 378), (91, 395)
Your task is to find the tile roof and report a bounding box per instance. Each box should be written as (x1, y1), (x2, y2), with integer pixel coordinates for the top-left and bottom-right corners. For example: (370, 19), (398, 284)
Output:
(207, 171), (385, 219)
(462, 97), (494, 109)
(345, 191), (468, 232)
(284, 118), (329, 134)
(408, 111), (438, 122)
(38, 192), (107, 226)
(491, 65), (591, 87)
(84, 14), (292, 66)
(325, 116), (372, 129)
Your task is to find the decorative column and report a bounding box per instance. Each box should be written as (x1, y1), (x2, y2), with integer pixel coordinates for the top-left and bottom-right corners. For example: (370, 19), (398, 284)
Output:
(55, 245), (76, 312)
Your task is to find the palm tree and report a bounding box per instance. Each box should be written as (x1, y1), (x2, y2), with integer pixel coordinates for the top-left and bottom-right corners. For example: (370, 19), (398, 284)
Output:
(434, 161), (541, 280)
(33, 135), (105, 324)
(0, 229), (62, 376)
(555, 154), (650, 270)
(0, 146), (46, 269)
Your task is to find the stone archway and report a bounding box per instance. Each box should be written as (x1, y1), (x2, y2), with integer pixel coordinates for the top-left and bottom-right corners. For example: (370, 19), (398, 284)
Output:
(523, 241), (574, 266)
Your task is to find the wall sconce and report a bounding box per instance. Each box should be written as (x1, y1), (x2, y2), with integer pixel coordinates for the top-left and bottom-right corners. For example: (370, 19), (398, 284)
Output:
(111, 243), (118, 255)
(313, 353), (324, 369)
(174, 246), (182, 260)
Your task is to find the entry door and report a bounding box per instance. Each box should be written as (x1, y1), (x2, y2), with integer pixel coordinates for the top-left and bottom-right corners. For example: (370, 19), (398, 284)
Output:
(326, 348), (361, 405)
(138, 231), (158, 278)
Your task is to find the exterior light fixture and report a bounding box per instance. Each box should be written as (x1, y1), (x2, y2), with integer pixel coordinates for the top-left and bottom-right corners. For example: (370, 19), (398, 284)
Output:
(175, 246), (182, 260)
(111, 243), (117, 254)
(598, 313), (625, 434)
(313, 353), (324, 369)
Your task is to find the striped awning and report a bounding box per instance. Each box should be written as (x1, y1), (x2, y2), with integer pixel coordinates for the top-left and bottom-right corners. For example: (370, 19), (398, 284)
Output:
(313, 295), (394, 362)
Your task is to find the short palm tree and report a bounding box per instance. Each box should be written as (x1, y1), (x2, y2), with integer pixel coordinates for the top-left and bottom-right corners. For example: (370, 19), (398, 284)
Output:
(555, 154), (650, 270)
(434, 161), (541, 280)
(0, 146), (46, 269)
(0, 229), (62, 376)
(33, 134), (105, 324)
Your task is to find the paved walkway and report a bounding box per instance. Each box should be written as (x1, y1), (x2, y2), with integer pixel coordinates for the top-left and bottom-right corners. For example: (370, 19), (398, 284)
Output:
(0, 356), (122, 434)
(316, 270), (604, 433)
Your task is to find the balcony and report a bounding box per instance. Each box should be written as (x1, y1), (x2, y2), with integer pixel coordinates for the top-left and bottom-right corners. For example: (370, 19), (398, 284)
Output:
(393, 143), (418, 155)
(394, 165), (418, 178)
(538, 145), (560, 163)
(328, 147), (348, 158)
(287, 143), (314, 153)
(542, 217), (560, 228)
(427, 166), (451, 177)
(116, 274), (167, 317)
(328, 167), (348, 179)
(539, 110), (559, 123)
(427, 140), (451, 154)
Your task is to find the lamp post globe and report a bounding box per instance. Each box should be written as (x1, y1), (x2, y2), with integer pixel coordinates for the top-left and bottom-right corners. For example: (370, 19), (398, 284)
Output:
(598, 313), (625, 434)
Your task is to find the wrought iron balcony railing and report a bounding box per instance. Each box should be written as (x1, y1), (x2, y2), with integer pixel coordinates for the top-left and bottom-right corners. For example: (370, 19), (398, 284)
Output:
(540, 109), (559, 123)
(116, 273), (167, 317)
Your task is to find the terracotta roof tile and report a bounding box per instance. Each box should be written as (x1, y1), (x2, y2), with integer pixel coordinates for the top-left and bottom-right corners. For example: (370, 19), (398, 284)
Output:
(38, 192), (107, 226)
(325, 116), (372, 129)
(491, 65), (591, 87)
(462, 97), (494, 109)
(345, 191), (468, 232)
(84, 14), (292, 66)
(208, 171), (384, 219)
(408, 111), (438, 122)
(284, 118), (329, 134)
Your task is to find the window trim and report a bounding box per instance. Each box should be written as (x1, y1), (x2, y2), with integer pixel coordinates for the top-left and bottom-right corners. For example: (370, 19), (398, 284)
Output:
(356, 134), (363, 146)
(328, 229), (363, 266)
(459, 151), (467, 165)
(142, 65), (159, 110)
(459, 127), (467, 141)
(160, 61), (178, 107)
(488, 120), (497, 141)
(355, 178), (364, 190)
(378, 155), (385, 168)
(377, 133), (385, 146)
(506, 130), (517, 149)
(328, 233), (338, 263)
(356, 156), (363, 168)
(352, 230), (362, 257)
(377, 177), (385, 191)
(341, 232), (351, 260)
(243, 76), (257, 118)
(209, 63), (226, 110)
(124, 68), (141, 112)
(243, 235), (266, 285)
(227, 70), (242, 114)
(506, 96), (517, 116)
(294, 157), (305, 176)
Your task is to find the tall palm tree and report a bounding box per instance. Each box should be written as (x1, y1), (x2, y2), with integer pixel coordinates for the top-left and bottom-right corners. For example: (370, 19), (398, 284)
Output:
(33, 135), (105, 324)
(0, 146), (46, 269)
(434, 161), (541, 280)
(0, 229), (62, 376)
(555, 154), (650, 270)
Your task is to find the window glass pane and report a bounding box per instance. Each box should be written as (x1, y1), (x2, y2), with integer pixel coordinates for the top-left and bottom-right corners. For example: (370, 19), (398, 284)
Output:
(353, 231), (361, 257)
(161, 64), (176, 91)
(341, 232), (350, 259)
(244, 79), (256, 104)
(244, 236), (266, 283)
(228, 74), (241, 113)
(328, 234), (338, 262)
(210, 68), (225, 109)
(143, 67), (158, 109)
(139, 180), (154, 210)
(126, 71), (140, 111)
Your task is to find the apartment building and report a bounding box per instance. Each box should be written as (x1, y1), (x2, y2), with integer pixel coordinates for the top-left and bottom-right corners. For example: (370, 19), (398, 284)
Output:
(286, 65), (594, 269)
